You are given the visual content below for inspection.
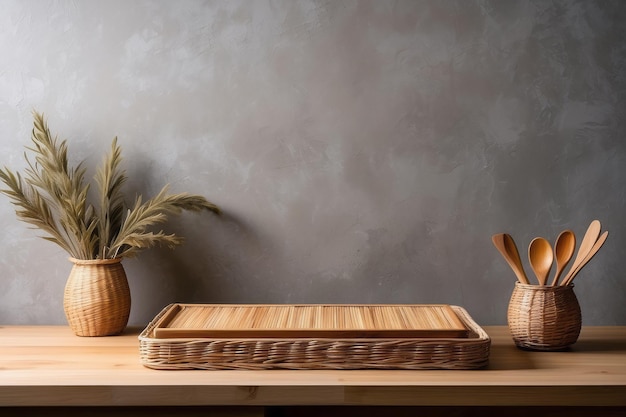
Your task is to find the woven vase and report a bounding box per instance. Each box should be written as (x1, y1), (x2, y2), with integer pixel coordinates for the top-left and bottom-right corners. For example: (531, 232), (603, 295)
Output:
(64, 257), (131, 337)
(507, 282), (581, 351)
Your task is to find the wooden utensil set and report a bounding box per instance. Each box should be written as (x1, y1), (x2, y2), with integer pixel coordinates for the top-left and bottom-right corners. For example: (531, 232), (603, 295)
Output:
(492, 220), (608, 286)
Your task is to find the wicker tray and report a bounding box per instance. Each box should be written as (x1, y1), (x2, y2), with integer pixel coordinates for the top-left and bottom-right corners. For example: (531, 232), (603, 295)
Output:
(139, 304), (490, 370)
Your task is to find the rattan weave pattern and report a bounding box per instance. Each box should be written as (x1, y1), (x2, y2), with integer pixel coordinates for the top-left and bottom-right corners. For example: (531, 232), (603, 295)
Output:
(139, 305), (490, 370)
(507, 282), (581, 351)
(64, 257), (131, 337)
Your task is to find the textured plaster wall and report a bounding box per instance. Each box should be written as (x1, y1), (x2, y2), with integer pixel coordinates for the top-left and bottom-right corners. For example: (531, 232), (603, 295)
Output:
(0, 0), (625, 326)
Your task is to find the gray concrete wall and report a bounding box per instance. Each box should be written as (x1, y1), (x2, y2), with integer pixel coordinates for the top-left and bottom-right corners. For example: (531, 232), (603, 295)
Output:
(1, 0), (625, 326)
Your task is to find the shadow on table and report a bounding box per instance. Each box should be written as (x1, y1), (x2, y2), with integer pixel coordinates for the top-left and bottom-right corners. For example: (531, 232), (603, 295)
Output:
(569, 339), (626, 352)
(484, 343), (538, 370)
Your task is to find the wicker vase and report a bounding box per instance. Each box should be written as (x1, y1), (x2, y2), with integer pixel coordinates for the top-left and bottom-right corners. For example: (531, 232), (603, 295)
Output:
(507, 282), (581, 351)
(64, 257), (131, 337)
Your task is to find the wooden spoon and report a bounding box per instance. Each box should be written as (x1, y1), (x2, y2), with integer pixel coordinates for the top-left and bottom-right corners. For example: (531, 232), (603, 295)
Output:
(492, 233), (530, 284)
(528, 237), (553, 286)
(550, 230), (576, 286)
(561, 220), (601, 285)
(562, 230), (608, 286)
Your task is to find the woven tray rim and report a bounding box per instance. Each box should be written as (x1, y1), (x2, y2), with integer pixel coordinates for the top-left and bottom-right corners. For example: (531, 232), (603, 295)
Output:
(138, 304), (490, 370)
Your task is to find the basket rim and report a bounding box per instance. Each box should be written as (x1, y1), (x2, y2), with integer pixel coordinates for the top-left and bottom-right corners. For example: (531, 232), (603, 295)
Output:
(68, 257), (123, 265)
(513, 282), (575, 291)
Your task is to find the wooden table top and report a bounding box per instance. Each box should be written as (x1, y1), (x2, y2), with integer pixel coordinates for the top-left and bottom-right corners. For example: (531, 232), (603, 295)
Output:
(1, 325), (625, 406)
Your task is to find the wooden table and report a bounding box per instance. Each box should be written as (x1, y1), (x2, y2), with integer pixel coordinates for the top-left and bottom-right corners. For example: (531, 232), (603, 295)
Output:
(1, 326), (625, 416)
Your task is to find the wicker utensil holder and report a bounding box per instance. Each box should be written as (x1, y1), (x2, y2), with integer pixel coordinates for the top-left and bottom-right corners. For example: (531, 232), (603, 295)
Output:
(507, 282), (581, 351)
(64, 257), (131, 337)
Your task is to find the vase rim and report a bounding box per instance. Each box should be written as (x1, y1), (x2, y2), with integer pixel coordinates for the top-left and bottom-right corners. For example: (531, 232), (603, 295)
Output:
(68, 257), (123, 265)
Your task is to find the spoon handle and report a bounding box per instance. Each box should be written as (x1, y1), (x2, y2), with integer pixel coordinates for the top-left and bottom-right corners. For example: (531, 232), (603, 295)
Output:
(551, 265), (565, 287)
(561, 220), (601, 285)
(562, 231), (608, 286)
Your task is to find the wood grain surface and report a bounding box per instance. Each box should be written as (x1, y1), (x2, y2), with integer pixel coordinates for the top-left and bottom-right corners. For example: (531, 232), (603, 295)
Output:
(151, 303), (469, 339)
(1, 326), (625, 407)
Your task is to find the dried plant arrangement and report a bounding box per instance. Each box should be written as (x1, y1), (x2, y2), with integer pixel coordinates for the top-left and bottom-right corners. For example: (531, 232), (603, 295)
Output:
(0, 111), (221, 260)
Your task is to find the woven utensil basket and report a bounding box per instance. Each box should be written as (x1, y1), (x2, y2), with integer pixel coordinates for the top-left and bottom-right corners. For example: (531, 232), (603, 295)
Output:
(507, 282), (581, 351)
(64, 257), (131, 337)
